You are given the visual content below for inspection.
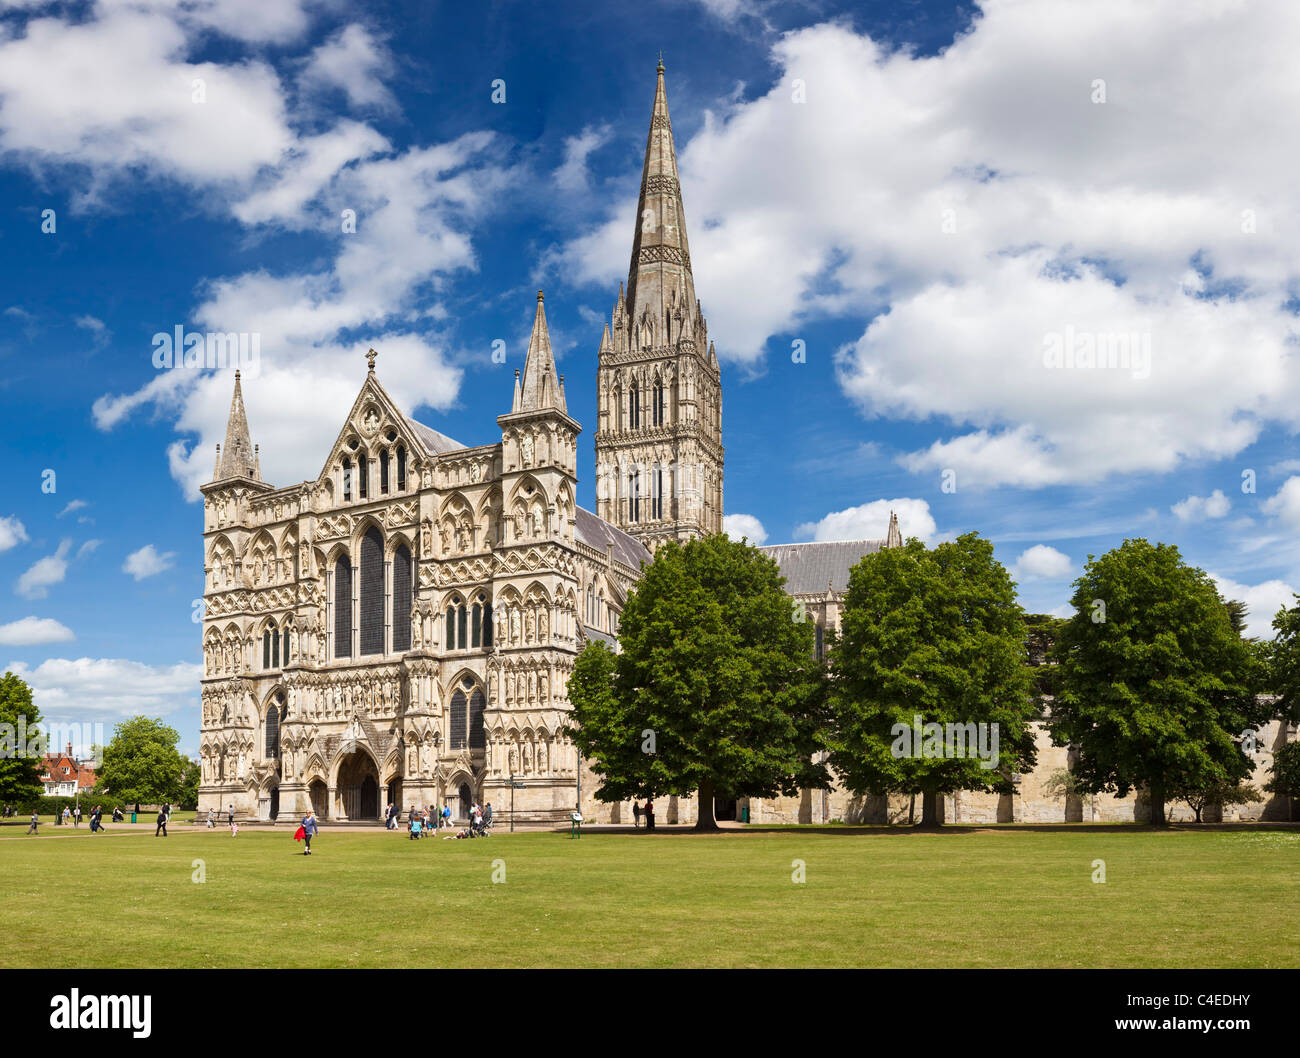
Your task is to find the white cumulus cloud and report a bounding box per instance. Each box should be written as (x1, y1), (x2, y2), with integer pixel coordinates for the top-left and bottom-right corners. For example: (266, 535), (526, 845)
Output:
(722, 513), (768, 545)
(0, 616), (75, 646)
(1171, 489), (1231, 522)
(1012, 544), (1072, 581)
(794, 497), (935, 543)
(123, 544), (177, 580)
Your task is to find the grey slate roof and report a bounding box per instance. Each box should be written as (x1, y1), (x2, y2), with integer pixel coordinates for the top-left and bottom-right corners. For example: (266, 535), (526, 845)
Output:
(575, 506), (651, 569)
(758, 540), (885, 596)
(405, 417), (466, 455)
(579, 624), (618, 649)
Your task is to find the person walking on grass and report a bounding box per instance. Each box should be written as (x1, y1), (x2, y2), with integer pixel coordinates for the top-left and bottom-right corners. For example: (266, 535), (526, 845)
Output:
(73, 805), (81, 827)
(155, 806), (168, 837)
(301, 809), (318, 855)
(25, 810), (39, 835)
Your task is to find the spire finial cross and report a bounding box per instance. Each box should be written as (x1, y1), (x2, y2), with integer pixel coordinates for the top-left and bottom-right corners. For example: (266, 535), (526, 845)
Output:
(658, 51), (664, 72)
(366, 348), (377, 372)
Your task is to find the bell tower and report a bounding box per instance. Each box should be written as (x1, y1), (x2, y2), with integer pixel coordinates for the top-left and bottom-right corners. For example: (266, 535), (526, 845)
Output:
(594, 60), (724, 551)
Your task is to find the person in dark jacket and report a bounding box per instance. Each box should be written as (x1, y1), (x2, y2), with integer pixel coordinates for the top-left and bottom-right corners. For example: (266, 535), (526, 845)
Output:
(644, 800), (655, 831)
(155, 807), (168, 837)
(302, 810), (319, 855)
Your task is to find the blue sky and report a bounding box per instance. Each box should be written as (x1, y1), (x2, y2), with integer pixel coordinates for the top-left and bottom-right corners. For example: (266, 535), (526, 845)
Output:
(1, 0), (1299, 755)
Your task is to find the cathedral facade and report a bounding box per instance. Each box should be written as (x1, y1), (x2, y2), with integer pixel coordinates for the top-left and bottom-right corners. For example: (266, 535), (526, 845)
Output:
(196, 64), (709, 825)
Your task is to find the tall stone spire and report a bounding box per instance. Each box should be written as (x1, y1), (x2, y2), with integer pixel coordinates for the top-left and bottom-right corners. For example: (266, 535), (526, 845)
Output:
(217, 370), (259, 480)
(625, 57), (698, 345)
(885, 510), (903, 548)
(594, 61), (723, 550)
(514, 290), (567, 414)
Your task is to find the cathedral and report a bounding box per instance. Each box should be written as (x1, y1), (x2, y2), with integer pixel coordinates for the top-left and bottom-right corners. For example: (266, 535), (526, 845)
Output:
(196, 63), (1295, 827)
(196, 62), (727, 825)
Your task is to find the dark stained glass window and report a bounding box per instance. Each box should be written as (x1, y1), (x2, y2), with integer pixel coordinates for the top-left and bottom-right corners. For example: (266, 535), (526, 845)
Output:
(359, 527), (384, 655)
(334, 556), (352, 657)
(392, 545), (411, 652)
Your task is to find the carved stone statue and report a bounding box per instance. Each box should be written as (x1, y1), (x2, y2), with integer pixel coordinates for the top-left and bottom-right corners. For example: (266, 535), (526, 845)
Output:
(521, 433), (534, 466)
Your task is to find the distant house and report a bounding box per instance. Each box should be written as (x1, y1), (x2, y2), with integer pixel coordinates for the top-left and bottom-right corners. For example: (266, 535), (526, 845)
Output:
(39, 743), (97, 797)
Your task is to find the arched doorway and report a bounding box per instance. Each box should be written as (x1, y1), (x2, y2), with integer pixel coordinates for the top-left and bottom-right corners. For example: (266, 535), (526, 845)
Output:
(337, 750), (381, 820)
(269, 786), (280, 821)
(309, 780), (328, 819)
(458, 782), (472, 820)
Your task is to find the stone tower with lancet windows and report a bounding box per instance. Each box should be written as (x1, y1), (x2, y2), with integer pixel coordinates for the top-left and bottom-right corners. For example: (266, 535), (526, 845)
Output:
(594, 60), (724, 551)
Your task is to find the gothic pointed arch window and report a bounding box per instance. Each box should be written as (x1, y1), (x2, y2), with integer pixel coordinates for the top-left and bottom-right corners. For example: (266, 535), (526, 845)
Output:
(482, 595), (493, 649)
(392, 544), (412, 652)
(359, 526), (384, 655)
(265, 699), (280, 761)
(397, 446), (407, 491)
(450, 688), (468, 749)
(342, 458), (353, 501)
(653, 379), (664, 426)
(358, 451), (369, 499)
(271, 625), (281, 668)
(334, 555), (352, 658)
(262, 628), (272, 670)
(629, 469), (640, 522)
(629, 381), (640, 429)
(471, 600), (482, 648)
(651, 463), (662, 519)
(380, 449), (390, 494)
(469, 686), (486, 749)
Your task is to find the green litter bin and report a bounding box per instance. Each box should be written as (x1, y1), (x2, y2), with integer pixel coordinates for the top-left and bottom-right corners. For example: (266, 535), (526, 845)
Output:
(130, 812), (136, 824)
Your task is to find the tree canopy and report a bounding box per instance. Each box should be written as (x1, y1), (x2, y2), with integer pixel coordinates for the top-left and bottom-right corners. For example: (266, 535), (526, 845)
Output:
(1049, 539), (1265, 825)
(827, 533), (1038, 826)
(0, 671), (44, 807)
(565, 533), (829, 829)
(96, 716), (189, 810)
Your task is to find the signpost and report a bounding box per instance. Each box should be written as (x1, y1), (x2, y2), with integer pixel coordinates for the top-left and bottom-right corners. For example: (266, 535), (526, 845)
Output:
(508, 775), (525, 832)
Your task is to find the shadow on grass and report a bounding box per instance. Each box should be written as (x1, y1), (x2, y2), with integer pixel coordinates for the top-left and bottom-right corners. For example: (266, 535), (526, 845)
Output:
(563, 821), (1300, 837)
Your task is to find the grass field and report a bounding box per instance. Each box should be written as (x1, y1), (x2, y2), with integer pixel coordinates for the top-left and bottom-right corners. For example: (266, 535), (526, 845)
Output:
(1, 823), (1297, 968)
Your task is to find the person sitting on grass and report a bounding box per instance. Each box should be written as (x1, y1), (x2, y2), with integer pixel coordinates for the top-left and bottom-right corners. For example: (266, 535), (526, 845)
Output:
(409, 814), (422, 840)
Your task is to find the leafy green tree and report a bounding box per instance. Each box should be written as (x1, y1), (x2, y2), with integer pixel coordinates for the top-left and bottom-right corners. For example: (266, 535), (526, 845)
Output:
(1171, 780), (1261, 823)
(178, 758), (201, 810)
(566, 534), (829, 830)
(1263, 594), (1300, 723)
(97, 717), (188, 811)
(0, 671), (44, 807)
(828, 533), (1038, 827)
(1265, 741), (1300, 821)
(1050, 539), (1265, 825)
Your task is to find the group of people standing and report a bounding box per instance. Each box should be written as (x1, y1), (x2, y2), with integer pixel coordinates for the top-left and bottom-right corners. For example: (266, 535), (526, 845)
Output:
(631, 800), (657, 830)
(389, 802), (492, 837)
(23, 804), (124, 835)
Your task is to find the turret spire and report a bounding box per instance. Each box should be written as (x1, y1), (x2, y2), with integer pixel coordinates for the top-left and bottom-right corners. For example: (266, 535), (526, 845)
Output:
(886, 510), (903, 548)
(514, 290), (566, 414)
(217, 370), (259, 480)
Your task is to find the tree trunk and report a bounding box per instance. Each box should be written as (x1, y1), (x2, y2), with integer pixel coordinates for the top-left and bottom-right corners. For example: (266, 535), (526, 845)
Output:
(908, 793), (915, 826)
(919, 789), (941, 828)
(1148, 781), (1167, 826)
(695, 778), (718, 831)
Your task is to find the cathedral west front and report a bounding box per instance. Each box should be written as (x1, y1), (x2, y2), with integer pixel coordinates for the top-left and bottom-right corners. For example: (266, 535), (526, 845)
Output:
(197, 62), (720, 825)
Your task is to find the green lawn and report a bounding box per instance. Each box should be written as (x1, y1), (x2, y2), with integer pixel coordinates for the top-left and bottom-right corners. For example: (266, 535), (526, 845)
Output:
(1, 824), (1296, 968)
